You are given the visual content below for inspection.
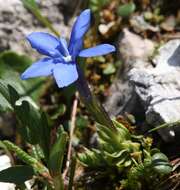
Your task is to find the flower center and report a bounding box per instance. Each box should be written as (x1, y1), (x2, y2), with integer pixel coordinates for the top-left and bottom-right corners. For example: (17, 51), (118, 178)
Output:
(64, 55), (72, 62)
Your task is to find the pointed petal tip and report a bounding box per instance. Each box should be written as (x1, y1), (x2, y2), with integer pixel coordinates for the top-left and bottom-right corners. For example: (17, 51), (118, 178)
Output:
(78, 44), (116, 57)
(25, 32), (61, 57)
(26, 32), (49, 44)
(83, 9), (91, 15)
(26, 32), (40, 42)
(20, 73), (28, 80)
(80, 9), (91, 21)
(109, 45), (116, 52)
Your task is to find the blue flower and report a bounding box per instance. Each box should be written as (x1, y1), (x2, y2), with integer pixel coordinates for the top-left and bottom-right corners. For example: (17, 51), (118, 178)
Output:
(21, 9), (116, 88)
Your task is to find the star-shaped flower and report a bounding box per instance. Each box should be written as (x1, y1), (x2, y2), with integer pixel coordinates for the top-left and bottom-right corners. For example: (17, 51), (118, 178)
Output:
(21, 9), (115, 88)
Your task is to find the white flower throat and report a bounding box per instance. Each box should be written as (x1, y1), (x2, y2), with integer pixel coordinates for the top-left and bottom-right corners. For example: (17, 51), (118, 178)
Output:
(64, 55), (72, 62)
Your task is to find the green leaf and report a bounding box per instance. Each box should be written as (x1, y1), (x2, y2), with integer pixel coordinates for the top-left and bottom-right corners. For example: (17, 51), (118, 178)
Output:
(103, 63), (116, 75)
(0, 165), (34, 184)
(6, 85), (50, 158)
(0, 94), (12, 112)
(76, 116), (89, 130)
(21, 0), (38, 9)
(15, 100), (51, 159)
(117, 2), (136, 18)
(48, 130), (67, 175)
(0, 51), (44, 101)
(51, 104), (66, 120)
(78, 148), (104, 168)
(39, 112), (51, 160)
(8, 85), (20, 106)
(152, 153), (172, 175)
(2, 140), (49, 174)
(153, 164), (172, 175)
(0, 80), (11, 103)
(113, 119), (131, 140)
(152, 153), (169, 163)
(14, 100), (40, 144)
(0, 81), (12, 112)
(89, 0), (109, 13)
(0, 51), (32, 73)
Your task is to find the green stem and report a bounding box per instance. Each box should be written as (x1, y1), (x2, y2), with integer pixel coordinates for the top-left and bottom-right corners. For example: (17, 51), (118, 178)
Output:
(21, 0), (60, 36)
(53, 174), (64, 190)
(148, 120), (180, 133)
(75, 65), (116, 131)
(32, 9), (60, 37)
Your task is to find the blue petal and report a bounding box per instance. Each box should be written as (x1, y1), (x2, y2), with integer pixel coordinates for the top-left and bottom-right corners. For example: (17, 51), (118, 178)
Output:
(78, 44), (116, 57)
(53, 63), (78, 88)
(57, 37), (69, 56)
(71, 39), (83, 61)
(69, 9), (91, 54)
(21, 58), (55, 79)
(27, 32), (61, 57)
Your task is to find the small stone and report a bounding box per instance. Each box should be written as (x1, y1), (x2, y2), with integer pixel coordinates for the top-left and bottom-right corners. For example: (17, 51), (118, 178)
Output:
(0, 155), (15, 190)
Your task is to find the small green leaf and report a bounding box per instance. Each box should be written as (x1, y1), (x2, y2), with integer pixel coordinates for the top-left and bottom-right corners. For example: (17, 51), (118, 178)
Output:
(0, 51), (32, 73)
(2, 140), (49, 174)
(14, 100), (41, 144)
(113, 119), (131, 140)
(152, 153), (172, 175)
(103, 63), (116, 75)
(0, 165), (34, 184)
(51, 104), (66, 119)
(39, 112), (51, 160)
(76, 116), (89, 130)
(89, 0), (109, 13)
(117, 2), (136, 18)
(48, 130), (67, 175)
(8, 85), (20, 106)
(78, 148), (104, 168)
(7, 86), (50, 157)
(0, 51), (44, 101)
(0, 94), (12, 112)
(0, 80), (11, 103)
(153, 164), (172, 175)
(152, 153), (169, 163)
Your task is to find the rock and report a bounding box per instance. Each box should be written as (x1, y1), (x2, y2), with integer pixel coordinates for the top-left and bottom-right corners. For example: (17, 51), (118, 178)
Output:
(105, 29), (154, 116)
(105, 30), (180, 142)
(0, 0), (82, 57)
(130, 15), (159, 33)
(129, 40), (180, 142)
(0, 155), (15, 190)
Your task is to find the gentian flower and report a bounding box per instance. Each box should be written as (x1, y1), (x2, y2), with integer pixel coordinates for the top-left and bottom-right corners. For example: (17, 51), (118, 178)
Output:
(21, 9), (115, 88)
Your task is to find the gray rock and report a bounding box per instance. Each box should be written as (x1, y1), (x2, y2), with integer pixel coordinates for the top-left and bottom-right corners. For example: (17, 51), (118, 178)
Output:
(105, 29), (180, 142)
(105, 29), (154, 116)
(0, 0), (82, 57)
(129, 40), (180, 141)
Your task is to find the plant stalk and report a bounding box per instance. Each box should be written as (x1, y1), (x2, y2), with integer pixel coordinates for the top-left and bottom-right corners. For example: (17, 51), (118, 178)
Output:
(75, 65), (116, 131)
(53, 174), (64, 190)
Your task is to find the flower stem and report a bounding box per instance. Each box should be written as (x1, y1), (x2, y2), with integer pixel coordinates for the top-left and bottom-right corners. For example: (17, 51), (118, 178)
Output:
(53, 174), (64, 190)
(76, 65), (116, 131)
